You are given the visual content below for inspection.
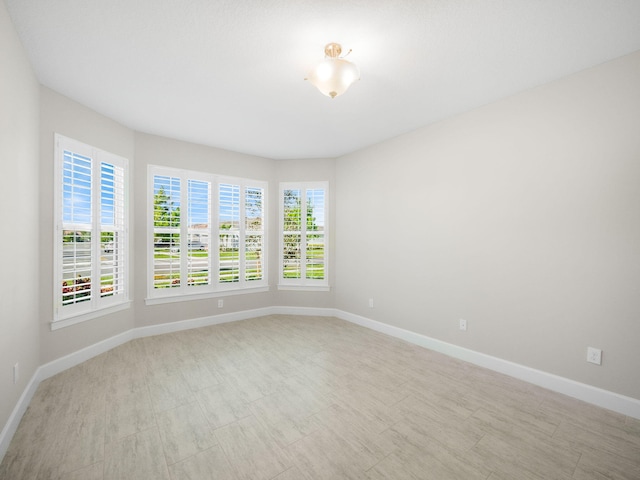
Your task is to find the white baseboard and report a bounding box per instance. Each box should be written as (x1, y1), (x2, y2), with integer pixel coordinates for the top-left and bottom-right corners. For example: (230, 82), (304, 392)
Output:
(0, 328), (136, 461)
(132, 306), (336, 338)
(0, 369), (40, 463)
(272, 306), (338, 317)
(3, 306), (639, 464)
(335, 310), (640, 420)
(38, 329), (135, 380)
(134, 307), (276, 338)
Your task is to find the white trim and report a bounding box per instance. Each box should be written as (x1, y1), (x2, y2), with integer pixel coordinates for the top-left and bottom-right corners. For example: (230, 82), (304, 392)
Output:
(272, 306), (337, 317)
(3, 307), (640, 465)
(53, 134), (130, 323)
(134, 307), (275, 337)
(334, 310), (640, 420)
(0, 328), (135, 462)
(0, 369), (40, 464)
(39, 329), (134, 379)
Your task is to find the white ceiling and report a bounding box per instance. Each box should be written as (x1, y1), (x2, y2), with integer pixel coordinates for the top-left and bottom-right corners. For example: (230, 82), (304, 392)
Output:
(5, 0), (640, 160)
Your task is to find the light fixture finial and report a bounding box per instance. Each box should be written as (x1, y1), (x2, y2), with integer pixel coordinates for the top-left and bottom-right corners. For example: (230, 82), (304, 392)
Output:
(324, 43), (342, 58)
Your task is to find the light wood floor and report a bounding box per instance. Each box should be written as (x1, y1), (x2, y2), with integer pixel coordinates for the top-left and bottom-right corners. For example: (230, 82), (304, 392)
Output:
(1, 315), (639, 479)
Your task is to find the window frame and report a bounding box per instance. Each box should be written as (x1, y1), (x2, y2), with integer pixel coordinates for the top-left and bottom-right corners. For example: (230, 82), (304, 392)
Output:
(278, 181), (330, 291)
(52, 134), (130, 329)
(146, 166), (268, 304)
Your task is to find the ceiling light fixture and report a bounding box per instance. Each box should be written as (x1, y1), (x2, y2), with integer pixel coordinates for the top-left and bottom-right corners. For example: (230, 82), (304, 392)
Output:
(306, 43), (360, 99)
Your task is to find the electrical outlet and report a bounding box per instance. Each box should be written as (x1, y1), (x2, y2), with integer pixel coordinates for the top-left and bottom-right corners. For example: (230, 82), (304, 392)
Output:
(459, 319), (467, 331)
(218, 299), (224, 308)
(13, 363), (19, 384)
(587, 347), (602, 365)
(368, 298), (374, 308)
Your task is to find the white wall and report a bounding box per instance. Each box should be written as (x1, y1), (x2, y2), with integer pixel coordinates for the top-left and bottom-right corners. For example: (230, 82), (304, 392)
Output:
(3, 0), (638, 447)
(35, 99), (338, 359)
(335, 51), (640, 400)
(39, 87), (136, 363)
(132, 135), (337, 327)
(0, 0), (40, 437)
(132, 132), (277, 327)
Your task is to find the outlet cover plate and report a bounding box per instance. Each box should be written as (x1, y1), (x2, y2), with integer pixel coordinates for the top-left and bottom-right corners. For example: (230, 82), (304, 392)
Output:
(587, 347), (602, 365)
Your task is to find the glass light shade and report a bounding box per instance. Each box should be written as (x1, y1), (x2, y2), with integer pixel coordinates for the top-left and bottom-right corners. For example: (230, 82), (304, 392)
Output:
(307, 57), (360, 99)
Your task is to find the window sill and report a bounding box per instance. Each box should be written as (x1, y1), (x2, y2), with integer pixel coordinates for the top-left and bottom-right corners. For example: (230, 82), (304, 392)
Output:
(277, 284), (331, 292)
(145, 286), (270, 306)
(51, 301), (132, 331)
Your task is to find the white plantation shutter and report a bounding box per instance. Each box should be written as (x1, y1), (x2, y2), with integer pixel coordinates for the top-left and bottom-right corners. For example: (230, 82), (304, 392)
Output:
(219, 183), (241, 283)
(187, 179), (211, 287)
(148, 167), (267, 301)
(99, 161), (126, 298)
(217, 179), (266, 288)
(61, 150), (93, 307)
(279, 182), (329, 290)
(282, 189), (302, 279)
(54, 134), (129, 324)
(245, 186), (264, 282)
(305, 188), (325, 280)
(152, 174), (181, 289)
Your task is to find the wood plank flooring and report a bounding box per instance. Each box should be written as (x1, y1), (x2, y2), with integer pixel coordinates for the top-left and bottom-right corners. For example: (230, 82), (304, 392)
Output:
(1, 315), (639, 479)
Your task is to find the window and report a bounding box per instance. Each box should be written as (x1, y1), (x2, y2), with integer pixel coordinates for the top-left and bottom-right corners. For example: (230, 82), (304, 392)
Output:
(148, 166), (267, 303)
(53, 134), (129, 328)
(279, 182), (329, 290)
(218, 182), (266, 285)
